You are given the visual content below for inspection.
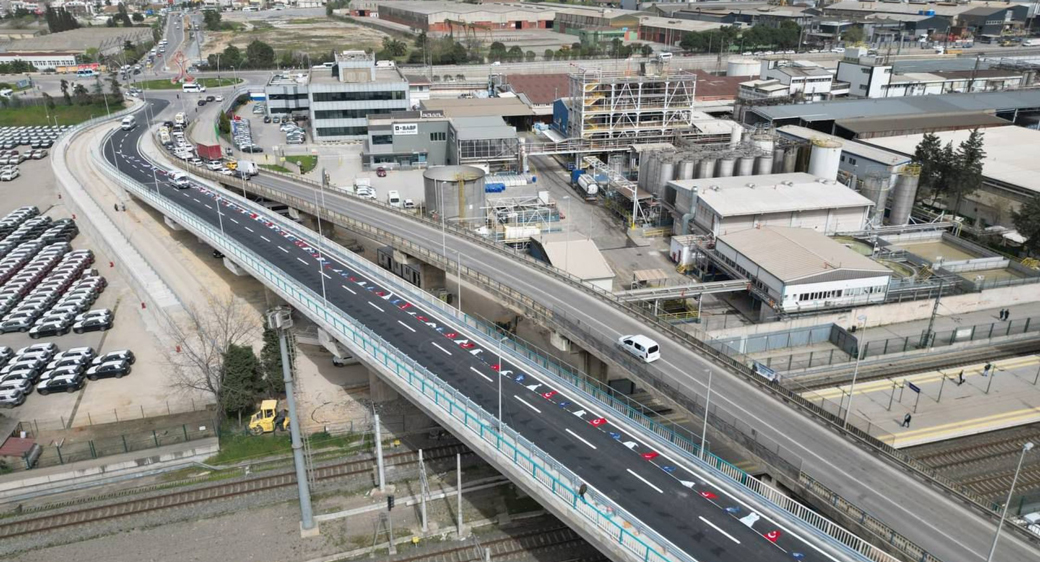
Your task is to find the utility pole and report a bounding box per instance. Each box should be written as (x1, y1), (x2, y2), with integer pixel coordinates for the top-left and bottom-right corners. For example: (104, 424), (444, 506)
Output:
(374, 412), (386, 492)
(457, 453), (468, 539)
(418, 449), (429, 534)
(265, 307), (316, 535)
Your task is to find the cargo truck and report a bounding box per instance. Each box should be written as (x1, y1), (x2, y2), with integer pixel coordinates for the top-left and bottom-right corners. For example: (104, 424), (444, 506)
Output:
(196, 143), (223, 161)
(237, 160), (258, 177)
(569, 169), (599, 200)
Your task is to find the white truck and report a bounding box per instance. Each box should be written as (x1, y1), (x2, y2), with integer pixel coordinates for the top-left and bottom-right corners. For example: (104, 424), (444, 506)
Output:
(576, 174), (599, 200)
(237, 160), (259, 177)
(173, 112), (187, 130)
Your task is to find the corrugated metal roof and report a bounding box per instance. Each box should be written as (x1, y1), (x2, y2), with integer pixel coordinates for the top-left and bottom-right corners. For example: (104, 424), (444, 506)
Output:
(777, 125), (911, 166)
(752, 90), (1040, 123)
(537, 235), (616, 281)
(719, 226), (891, 283)
(671, 173), (874, 217)
(451, 116), (517, 140)
(421, 97), (535, 118)
(835, 112), (1008, 134)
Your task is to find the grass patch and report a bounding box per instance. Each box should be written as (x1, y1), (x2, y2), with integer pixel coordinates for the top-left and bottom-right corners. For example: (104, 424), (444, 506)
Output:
(0, 101), (125, 126)
(208, 430), (374, 466)
(259, 164), (291, 174)
(138, 77), (242, 90)
(285, 154), (317, 174)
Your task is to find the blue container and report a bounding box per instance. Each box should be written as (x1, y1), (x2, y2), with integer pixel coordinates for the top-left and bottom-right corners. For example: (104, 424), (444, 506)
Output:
(570, 169), (585, 184)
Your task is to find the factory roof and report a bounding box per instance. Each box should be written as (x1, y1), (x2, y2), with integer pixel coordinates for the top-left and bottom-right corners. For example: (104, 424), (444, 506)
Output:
(670, 173), (874, 217)
(835, 112), (1009, 136)
(535, 234), (616, 282)
(777, 125), (910, 167)
(450, 116), (518, 140)
(375, 1), (555, 15)
(751, 90), (1040, 123)
(637, 16), (726, 32)
(772, 64), (832, 78)
(504, 73), (571, 105)
(696, 74), (755, 100)
(825, 0), (996, 16)
(864, 126), (1040, 194)
(718, 226), (892, 283)
(741, 79), (791, 93)
(420, 97), (535, 118)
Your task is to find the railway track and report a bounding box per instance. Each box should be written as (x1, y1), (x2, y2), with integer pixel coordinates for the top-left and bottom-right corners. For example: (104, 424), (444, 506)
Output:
(912, 427), (1040, 472)
(0, 443), (473, 540)
(376, 524), (602, 562)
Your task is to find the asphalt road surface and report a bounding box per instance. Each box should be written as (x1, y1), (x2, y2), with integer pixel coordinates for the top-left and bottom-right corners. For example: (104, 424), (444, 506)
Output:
(105, 99), (851, 562)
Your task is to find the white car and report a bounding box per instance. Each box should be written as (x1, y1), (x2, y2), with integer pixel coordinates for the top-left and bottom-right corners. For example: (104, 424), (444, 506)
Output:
(214, 95), (224, 102)
(206, 161), (224, 171)
(0, 169), (18, 181)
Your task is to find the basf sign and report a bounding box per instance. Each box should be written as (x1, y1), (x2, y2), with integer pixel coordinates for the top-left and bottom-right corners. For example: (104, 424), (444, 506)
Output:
(393, 123), (418, 136)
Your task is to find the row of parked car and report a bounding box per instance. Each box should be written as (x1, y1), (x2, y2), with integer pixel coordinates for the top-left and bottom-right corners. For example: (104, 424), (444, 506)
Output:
(279, 119), (306, 145)
(0, 343), (135, 407)
(233, 117), (263, 154)
(0, 208), (112, 337)
(0, 126), (64, 151)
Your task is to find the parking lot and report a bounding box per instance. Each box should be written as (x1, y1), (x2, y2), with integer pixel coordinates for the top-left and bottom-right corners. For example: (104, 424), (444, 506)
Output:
(0, 155), (203, 430)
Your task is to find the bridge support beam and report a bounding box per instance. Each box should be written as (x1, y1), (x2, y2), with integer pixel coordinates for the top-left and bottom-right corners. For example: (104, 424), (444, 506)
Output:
(163, 215), (184, 231)
(222, 257), (250, 277)
(368, 368), (399, 403)
(317, 327), (358, 366)
(549, 330), (572, 353)
(582, 350), (609, 383)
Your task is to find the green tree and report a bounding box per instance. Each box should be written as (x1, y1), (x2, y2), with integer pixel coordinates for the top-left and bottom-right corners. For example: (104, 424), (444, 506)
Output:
(1012, 196), (1040, 256)
(107, 72), (122, 99)
(203, 9), (223, 31)
(221, 343), (263, 416)
(132, 12), (144, 23)
(641, 44), (654, 57)
(106, 17), (116, 28)
(488, 41), (506, 62)
(543, 49), (554, 61)
(42, 92), (56, 110)
(913, 132), (943, 202)
(948, 129), (986, 213)
(843, 26), (865, 45)
(60, 79), (72, 106)
(72, 83), (90, 106)
(219, 110), (231, 135)
(91, 77), (104, 97)
(258, 327), (284, 397)
(507, 45), (523, 62)
(381, 36), (407, 58)
(245, 40), (275, 68)
(525, 50), (536, 62)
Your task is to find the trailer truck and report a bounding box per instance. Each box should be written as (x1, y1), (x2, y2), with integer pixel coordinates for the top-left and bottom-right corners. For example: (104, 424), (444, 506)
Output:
(569, 169), (599, 200)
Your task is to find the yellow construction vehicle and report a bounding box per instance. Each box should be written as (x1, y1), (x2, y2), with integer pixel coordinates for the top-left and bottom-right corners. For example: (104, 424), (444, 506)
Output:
(248, 399), (290, 435)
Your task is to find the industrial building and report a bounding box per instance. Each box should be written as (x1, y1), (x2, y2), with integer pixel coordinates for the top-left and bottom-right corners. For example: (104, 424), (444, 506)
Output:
(758, 60), (838, 101)
(375, 1), (556, 32)
(419, 97), (535, 129)
(836, 51), (1028, 99)
(865, 126), (1040, 228)
(555, 7), (641, 43)
(742, 90), (1040, 136)
(0, 51), (77, 70)
(363, 110), (520, 171)
(777, 125), (912, 191)
(263, 51), (411, 141)
(560, 68), (699, 145)
(637, 16), (724, 46)
(715, 226), (893, 314)
(669, 172), (875, 236)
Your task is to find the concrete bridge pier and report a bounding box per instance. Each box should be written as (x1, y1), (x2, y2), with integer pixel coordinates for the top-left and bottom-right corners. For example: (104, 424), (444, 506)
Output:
(368, 368), (400, 403)
(222, 257), (249, 276)
(317, 327), (358, 366)
(163, 215), (184, 230)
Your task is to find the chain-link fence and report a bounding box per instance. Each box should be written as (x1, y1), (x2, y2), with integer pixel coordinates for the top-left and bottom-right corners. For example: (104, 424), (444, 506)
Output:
(15, 399), (215, 434)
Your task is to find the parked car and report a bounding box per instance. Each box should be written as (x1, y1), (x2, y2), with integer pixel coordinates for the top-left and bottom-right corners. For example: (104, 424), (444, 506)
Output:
(92, 350), (135, 365)
(85, 359), (130, 380)
(376, 167), (387, 178)
(36, 373), (85, 395)
(29, 321), (70, 339)
(72, 315), (112, 334)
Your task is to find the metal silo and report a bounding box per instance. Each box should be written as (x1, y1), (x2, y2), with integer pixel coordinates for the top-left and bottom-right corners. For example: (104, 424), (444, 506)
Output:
(678, 158), (696, 181)
(808, 138), (843, 181)
(755, 155), (774, 175)
(888, 165), (921, 226)
(716, 156), (736, 178)
(637, 151), (652, 189)
(772, 148), (786, 173)
(783, 146), (799, 173)
(751, 131), (775, 155)
(424, 165), (487, 224)
(655, 157), (676, 196)
(858, 175), (890, 225)
(737, 156), (755, 176)
(697, 157), (716, 179)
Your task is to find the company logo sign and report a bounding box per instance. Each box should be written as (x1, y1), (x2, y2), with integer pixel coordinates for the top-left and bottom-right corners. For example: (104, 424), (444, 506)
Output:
(393, 123), (418, 135)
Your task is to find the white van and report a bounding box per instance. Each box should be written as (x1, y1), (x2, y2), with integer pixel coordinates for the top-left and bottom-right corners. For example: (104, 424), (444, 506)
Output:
(76, 69), (97, 78)
(169, 172), (190, 189)
(387, 190), (401, 208)
(0, 89), (12, 99)
(657, 51), (673, 61)
(181, 82), (206, 93)
(120, 116), (136, 130)
(617, 334), (661, 363)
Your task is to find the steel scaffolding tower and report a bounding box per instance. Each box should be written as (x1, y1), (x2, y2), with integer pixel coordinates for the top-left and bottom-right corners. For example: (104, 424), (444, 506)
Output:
(569, 68), (698, 143)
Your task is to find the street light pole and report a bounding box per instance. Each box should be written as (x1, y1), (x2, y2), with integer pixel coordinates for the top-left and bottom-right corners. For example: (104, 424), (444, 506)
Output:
(987, 442), (1034, 562)
(843, 314), (868, 428)
(699, 370), (712, 460)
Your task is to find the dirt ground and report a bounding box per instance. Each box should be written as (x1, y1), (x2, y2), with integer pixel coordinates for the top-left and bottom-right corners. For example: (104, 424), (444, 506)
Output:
(202, 18), (390, 58)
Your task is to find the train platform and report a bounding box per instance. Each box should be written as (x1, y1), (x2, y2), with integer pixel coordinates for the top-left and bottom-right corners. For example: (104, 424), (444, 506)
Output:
(801, 355), (1040, 448)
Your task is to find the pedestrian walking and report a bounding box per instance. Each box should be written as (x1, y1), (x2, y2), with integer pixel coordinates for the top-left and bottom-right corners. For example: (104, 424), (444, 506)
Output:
(957, 370), (965, 386)
(113, 203), (119, 212)
(982, 363), (993, 377)
(902, 413), (912, 428)
(578, 483), (587, 500)
(1006, 310), (1012, 321)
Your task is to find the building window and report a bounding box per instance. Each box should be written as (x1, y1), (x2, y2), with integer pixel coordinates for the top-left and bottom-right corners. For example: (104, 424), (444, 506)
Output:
(372, 134), (393, 145)
(268, 92), (309, 101)
(314, 108), (394, 120)
(430, 131), (446, 142)
(316, 126), (368, 137)
(849, 157), (857, 165)
(312, 90), (406, 102)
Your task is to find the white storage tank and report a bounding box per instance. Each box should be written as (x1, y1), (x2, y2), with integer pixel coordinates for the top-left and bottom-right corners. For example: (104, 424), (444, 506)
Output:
(808, 138), (843, 181)
(697, 158), (716, 179)
(737, 156), (755, 176)
(888, 165), (920, 226)
(424, 165), (486, 223)
(716, 157), (736, 178)
(783, 147), (799, 173)
(755, 155), (774, 175)
(727, 58), (760, 77)
(772, 148), (786, 173)
(678, 158), (696, 180)
(655, 158), (676, 196)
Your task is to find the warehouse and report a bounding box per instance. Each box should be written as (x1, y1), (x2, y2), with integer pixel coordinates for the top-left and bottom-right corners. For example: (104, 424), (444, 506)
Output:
(376, 1), (556, 32)
(864, 126), (1040, 228)
(716, 226), (892, 314)
(670, 172), (874, 236)
(0, 51), (77, 70)
(362, 110), (520, 171)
